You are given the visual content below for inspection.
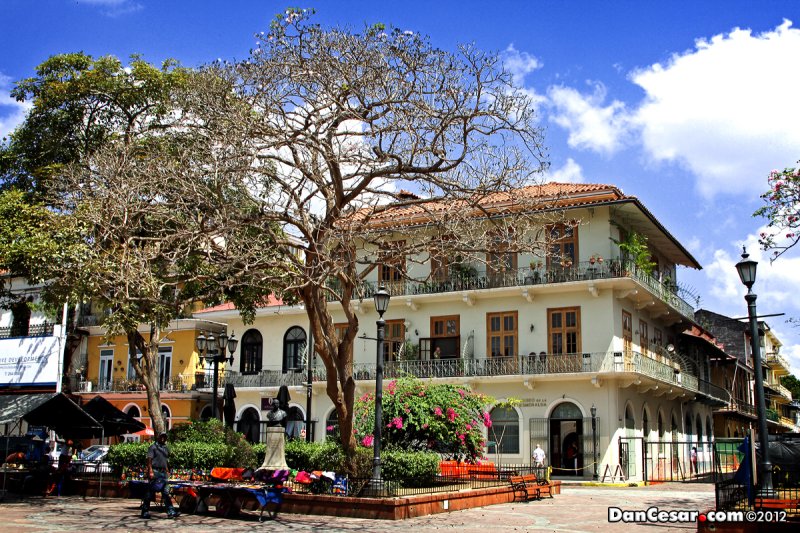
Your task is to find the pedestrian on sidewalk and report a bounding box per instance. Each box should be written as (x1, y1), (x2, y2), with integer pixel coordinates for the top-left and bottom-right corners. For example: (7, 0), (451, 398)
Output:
(142, 432), (179, 519)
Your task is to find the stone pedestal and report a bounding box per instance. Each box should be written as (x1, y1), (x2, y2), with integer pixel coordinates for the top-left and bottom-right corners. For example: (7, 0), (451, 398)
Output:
(258, 426), (288, 470)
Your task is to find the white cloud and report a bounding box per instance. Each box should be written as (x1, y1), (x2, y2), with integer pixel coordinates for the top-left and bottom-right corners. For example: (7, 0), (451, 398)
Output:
(501, 45), (547, 106)
(0, 74), (31, 142)
(502, 44), (542, 86)
(547, 157), (585, 183)
(703, 229), (800, 375)
(75, 0), (143, 17)
(631, 20), (800, 199)
(547, 82), (630, 155)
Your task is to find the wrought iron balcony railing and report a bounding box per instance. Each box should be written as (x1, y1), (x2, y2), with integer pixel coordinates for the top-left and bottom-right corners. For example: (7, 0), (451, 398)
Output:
(328, 260), (695, 320)
(67, 372), (212, 393)
(0, 322), (56, 339)
(261, 350), (727, 403)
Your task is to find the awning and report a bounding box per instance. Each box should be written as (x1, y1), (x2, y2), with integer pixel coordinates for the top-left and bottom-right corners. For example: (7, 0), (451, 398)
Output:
(82, 396), (146, 436)
(0, 393), (56, 425)
(23, 393), (103, 440)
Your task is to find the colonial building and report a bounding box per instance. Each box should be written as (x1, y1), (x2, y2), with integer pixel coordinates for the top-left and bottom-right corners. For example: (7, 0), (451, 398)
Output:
(697, 309), (798, 436)
(196, 182), (728, 482)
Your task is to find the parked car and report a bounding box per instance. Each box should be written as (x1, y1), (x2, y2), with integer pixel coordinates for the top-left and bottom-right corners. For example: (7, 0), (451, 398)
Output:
(72, 447), (111, 474)
(80, 445), (108, 460)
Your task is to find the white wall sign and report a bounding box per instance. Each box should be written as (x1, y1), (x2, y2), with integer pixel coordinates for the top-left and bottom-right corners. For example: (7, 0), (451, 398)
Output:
(0, 335), (61, 388)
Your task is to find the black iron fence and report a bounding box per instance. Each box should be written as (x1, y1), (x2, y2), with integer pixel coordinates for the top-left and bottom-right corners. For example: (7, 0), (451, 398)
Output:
(287, 464), (546, 499)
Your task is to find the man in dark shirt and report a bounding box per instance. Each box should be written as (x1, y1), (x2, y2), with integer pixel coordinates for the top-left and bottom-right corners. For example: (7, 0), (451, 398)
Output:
(142, 432), (179, 519)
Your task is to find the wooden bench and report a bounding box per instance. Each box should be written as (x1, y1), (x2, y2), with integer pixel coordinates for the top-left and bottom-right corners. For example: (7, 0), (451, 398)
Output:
(755, 497), (800, 511)
(510, 474), (540, 501)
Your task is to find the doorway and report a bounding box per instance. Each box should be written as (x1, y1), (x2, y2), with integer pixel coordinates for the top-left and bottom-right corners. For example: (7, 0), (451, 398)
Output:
(549, 401), (584, 476)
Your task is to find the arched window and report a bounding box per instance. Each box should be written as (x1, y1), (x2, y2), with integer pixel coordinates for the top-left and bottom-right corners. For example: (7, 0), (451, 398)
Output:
(126, 405), (141, 418)
(237, 407), (261, 444)
(706, 417), (713, 443)
(488, 405), (519, 454)
(326, 410), (339, 439)
(624, 405), (635, 432)
(285, 406), (306, 440)
(199, 405), (213, 421)
(642, 406), (650, 441)
(657, 411), (665, 453)
(685, 412), (693, 441)
(695, 415), (703, 444)
(240, 329), (263, 375)
(283, 327), (307, 373)
(161, 404), (171, 430)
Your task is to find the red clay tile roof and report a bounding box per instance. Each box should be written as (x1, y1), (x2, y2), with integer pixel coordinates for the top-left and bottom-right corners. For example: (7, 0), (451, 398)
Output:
(351, 182), (627, 230)
(195, 294), (284, 314)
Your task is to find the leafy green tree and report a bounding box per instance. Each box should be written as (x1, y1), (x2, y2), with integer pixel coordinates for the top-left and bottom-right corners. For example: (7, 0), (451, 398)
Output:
(755, 162), (800, 261)
(0, 53), (188, 196)
(781, 374), (800, 400)
(353, 377), (494, 462)
(0, 55), (284, 434)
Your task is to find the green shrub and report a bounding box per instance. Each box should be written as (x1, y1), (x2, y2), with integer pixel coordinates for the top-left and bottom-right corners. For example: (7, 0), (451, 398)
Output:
(107, 442), (149, 475)
(170, 442), (234, 470)
(284, 439), (317, 471)
(252, 443), (267, 466)
(382, 450), (439, 487)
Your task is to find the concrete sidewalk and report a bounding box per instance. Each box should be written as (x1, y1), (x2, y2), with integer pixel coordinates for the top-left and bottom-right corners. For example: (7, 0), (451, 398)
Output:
(0, 483), (715, 532)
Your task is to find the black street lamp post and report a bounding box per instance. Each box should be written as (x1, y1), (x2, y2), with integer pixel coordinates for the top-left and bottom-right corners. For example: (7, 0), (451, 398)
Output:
(372, 287), (391, 481)
(735, 247), (774, 498)
(591, 404), (598, 481)
(196, 330), (238, 420)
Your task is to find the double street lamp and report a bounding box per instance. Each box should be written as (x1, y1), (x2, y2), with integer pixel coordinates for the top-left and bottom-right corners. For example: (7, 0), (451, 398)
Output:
(735, 247), (774, 498)
(372, 286), (391, 481)
(196, 331), (239, 420)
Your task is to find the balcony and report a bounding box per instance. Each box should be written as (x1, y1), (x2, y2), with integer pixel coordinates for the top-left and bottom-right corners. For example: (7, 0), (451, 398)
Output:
(766, 351), (791, 375)
(765, 379), (792, 401)
(68, 373), (210, 393)
(223, 369), (306, 388)
(0, 322), (56, 339)
(714, 399), (757, 418)
(330, 260), (695, 320)
(293, 350), (725, 403)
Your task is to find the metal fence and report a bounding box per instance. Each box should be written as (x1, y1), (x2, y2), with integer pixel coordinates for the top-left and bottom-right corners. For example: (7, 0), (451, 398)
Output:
(287, 464), (546, 499)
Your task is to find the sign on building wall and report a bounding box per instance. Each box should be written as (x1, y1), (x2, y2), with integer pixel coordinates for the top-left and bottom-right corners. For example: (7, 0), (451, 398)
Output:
(0, 334), (62, 388)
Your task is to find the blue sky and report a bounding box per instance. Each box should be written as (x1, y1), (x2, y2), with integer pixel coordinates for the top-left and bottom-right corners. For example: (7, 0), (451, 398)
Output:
(2, 1), (800, 374)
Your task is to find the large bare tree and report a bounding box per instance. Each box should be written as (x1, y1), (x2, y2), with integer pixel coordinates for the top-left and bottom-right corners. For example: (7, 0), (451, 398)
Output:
(207, 10), (566, 462)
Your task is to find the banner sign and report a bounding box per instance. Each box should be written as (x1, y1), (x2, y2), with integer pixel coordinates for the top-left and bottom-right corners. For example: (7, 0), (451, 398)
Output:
(0, 335), (61, 388)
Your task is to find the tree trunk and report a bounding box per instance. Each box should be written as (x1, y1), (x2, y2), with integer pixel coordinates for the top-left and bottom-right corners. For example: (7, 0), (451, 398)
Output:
(128, 324), (166, 435)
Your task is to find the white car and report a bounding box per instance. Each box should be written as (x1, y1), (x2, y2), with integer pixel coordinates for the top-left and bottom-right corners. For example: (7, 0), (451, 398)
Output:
(80, 448), (112, 473)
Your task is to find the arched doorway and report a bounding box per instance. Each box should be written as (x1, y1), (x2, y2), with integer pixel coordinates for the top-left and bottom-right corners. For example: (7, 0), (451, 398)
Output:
(285, 406), (306, 440)
(622, 404), (636, 478)
(549, 401), (584, 476)
(199, 405), (213, 421)
(237, 407), (261, 443)
(126, 405), (141, 418)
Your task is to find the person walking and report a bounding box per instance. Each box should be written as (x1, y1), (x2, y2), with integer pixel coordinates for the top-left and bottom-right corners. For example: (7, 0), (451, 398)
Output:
(142, 432), (179, 519)
(532, 444), (546, 468)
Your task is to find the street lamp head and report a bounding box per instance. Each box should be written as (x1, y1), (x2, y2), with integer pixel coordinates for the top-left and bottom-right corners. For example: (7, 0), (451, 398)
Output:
(195, 332), (207, 352)
(206, 333), (217, 353)
(218, 332), (229, 353)
(373, 286), (391, 318)
(226, 332), (239, 355)
(591, 404), (597, 418)
(735, 246), (758, 290)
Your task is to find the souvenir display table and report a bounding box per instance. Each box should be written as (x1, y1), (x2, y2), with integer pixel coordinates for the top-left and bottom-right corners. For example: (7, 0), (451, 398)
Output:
(128, 468), (289, 521)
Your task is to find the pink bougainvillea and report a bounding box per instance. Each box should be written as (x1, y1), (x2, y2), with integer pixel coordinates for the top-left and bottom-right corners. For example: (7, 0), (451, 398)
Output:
(361, 435), (374, 447)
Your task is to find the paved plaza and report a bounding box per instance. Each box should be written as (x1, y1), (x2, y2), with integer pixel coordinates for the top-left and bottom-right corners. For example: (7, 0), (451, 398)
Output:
(0, 483), (716, 532)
